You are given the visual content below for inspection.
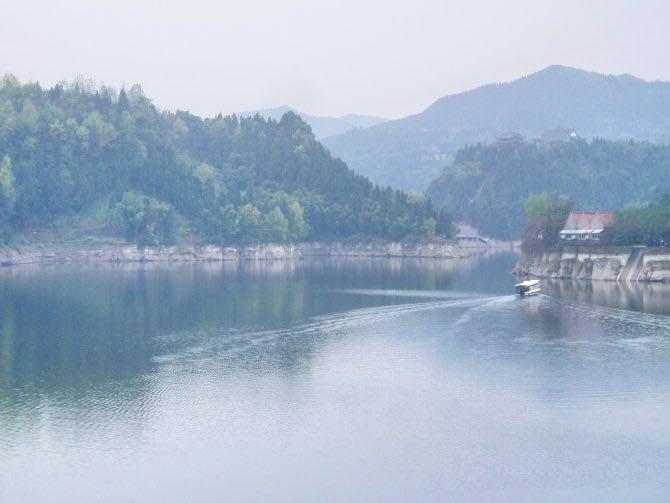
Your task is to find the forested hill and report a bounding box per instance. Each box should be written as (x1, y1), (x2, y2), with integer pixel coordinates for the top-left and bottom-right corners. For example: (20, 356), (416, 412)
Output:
(0, 76), (450, 245)
(426, 139), (670, 239)
(323, 65), (670, 192)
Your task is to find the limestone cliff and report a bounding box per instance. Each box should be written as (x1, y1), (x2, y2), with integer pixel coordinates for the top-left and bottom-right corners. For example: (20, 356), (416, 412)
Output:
(0, 240), (491, 267)
(515, 246), (670, 282)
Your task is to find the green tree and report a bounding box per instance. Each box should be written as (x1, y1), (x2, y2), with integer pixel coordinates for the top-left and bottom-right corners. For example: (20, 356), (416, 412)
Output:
(523, 192), (574, 251)
(0, 99), (16, 142)
(0, 155), (16, 238)
(17, 99), (38, 132)
(261, 207), (290, 242)
(286, 200), (308, 241)
(236, 204), (262, 243)
(112, 192), (177, 246)
(525, 194), (550, 221)
(423, 217), (437, 239)
(614, 196), (670, 246)
(521, 193), (573, 250)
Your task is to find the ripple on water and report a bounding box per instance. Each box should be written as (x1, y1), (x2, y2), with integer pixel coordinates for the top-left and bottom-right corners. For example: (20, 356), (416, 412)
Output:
(4, 258), (670, 501)
(150, 294), (495, 369)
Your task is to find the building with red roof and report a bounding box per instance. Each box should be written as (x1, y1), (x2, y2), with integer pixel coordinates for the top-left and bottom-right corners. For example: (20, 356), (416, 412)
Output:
(560, 211), (614, 242)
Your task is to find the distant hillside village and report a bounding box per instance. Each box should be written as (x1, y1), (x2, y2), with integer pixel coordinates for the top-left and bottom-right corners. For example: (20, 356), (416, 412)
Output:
(494, 128), (580, 147)
(324, 65), (670, 194)
(423, 128), (580, 161)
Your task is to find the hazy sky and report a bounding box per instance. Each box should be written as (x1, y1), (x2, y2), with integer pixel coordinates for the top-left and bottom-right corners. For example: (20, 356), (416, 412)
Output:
(1, 0), (668, 119)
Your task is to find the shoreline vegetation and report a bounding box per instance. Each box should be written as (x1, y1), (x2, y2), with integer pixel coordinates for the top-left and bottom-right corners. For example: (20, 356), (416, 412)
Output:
(427, 139), (670, 241)
(0, 76), (454, 249)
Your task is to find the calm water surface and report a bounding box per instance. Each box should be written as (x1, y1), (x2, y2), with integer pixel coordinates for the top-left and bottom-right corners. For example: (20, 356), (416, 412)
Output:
(1, 254), (669, 502)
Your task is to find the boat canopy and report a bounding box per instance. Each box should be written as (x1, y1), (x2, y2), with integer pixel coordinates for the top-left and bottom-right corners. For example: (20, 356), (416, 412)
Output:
(559, 228), (605, 235)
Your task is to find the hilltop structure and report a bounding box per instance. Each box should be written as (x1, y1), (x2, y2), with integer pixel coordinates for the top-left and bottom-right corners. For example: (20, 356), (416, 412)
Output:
(540, 128), (579, 143)
(494, 132), (526, 147)
(323, 65), (670, 193)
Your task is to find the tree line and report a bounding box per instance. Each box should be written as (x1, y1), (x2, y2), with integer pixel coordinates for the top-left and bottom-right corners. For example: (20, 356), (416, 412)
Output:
(426, 138), (670, 239)
(0, 75), (453, 245)
(614, 195), (670, 246)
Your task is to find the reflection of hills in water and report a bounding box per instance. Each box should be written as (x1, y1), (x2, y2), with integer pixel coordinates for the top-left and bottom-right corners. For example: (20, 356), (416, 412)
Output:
(3, 253), (669, 445)
(0, 255), (511, 436)
(543, 279), (670, 315)
(153, 296), (488, 377)
(434, 292), (670, 407)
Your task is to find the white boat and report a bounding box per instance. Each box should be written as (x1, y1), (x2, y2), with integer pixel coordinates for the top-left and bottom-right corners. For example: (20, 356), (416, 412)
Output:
(515, 279), (541, 297)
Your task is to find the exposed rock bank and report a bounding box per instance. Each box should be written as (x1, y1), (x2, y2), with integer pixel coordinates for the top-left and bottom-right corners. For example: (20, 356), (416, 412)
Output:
(515, 246), (670, 282)
(0, 240), (498, 267)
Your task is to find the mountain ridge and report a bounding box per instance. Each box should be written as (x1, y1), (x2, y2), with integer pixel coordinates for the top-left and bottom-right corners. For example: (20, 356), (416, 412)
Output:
(240, 105), (386, 139)
(322, 65), (670, 192)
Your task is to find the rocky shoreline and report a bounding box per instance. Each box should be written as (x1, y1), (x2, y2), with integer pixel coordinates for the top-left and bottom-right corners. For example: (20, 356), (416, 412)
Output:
(0, 239), (505, 267)
(515, 246), (670, 282)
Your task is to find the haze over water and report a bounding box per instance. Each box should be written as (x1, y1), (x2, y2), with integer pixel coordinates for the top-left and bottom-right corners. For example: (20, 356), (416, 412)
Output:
(1, 254), (669, 502)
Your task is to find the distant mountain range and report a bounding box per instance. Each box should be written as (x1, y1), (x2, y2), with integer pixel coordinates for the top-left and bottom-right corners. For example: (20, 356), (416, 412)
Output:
(240, 105), (386, 139)
(322, 65), (670, 193)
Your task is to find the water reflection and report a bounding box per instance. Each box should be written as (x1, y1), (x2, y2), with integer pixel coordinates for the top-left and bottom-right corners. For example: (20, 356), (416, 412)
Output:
(1, 254), (670, 502)
(1, 254), (668, 425)
(0, 257), (498, 410)
(543, 278), (670, 314)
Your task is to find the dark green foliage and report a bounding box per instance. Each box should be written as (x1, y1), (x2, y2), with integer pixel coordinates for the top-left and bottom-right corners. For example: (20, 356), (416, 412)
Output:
(521, 193), (574, 251)
(0, 154), (17, 240)
(427, 139), (670, 239)
(324, 65), (670, 192)
(614, 195), (670, 246)
(0, 75), (452, 245)
(112, 192), (177, 246)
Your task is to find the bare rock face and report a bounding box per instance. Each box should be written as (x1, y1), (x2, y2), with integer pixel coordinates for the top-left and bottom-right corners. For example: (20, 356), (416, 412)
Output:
(0, 240), (488, 267)
(241, 244), (302, 261)
(515, 247), (670, 282)
(640, 253), (670, 282)
(589, 257), (626, 281)
(297, 241), (474, 259)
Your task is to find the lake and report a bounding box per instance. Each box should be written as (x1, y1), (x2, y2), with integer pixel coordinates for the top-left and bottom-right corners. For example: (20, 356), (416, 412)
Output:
(1, 253), (669, 502)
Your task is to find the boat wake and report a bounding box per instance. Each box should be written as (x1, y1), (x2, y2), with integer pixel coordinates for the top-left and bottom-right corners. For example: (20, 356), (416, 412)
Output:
(152, 293), (496, 369)
(330, 288), (484, 300)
